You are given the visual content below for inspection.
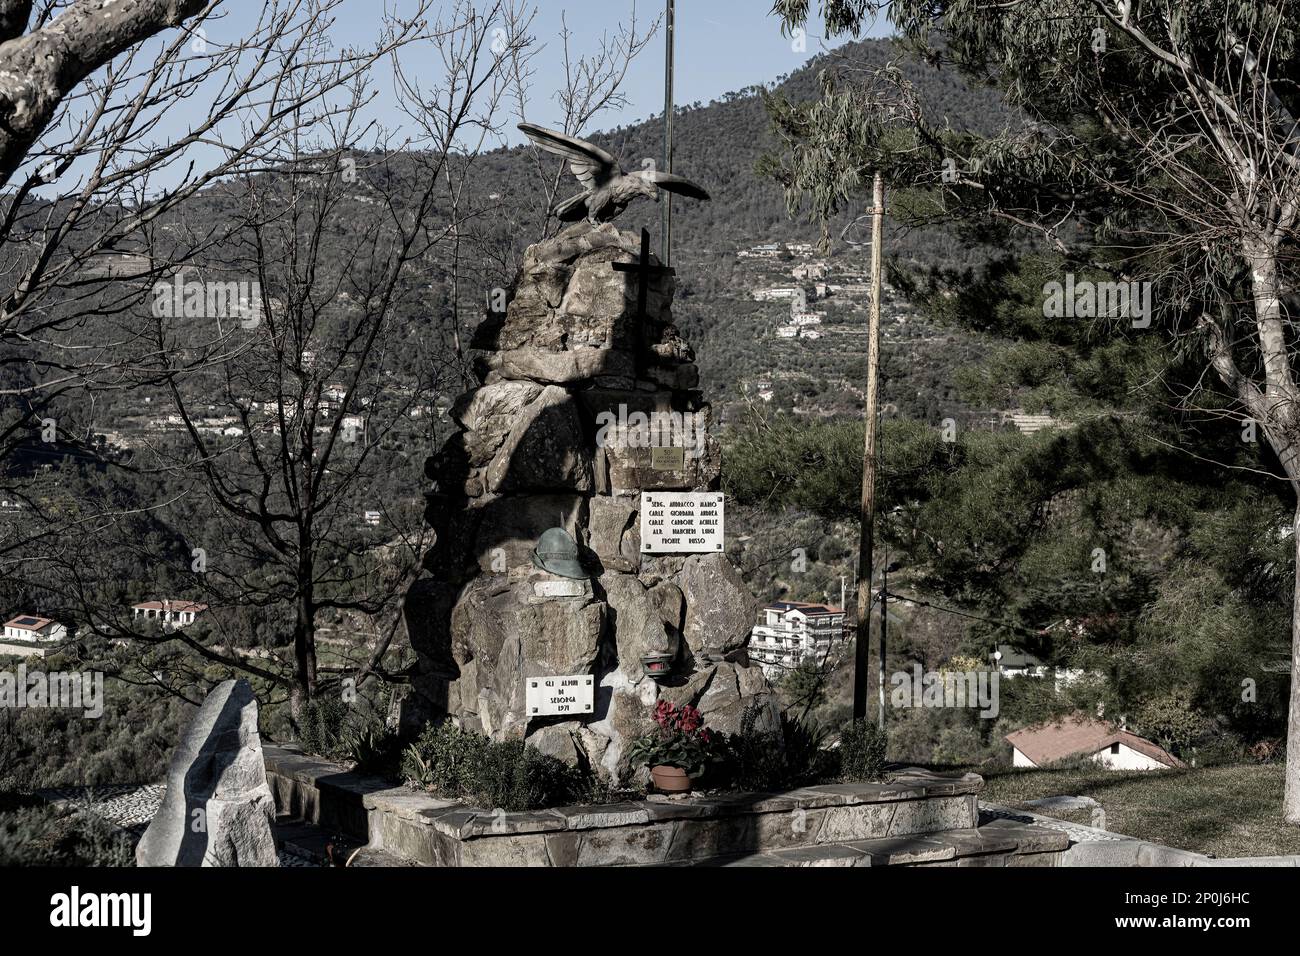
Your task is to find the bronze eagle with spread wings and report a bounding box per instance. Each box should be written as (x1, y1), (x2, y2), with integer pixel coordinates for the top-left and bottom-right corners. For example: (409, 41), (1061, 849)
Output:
(519, 123), (711, 224)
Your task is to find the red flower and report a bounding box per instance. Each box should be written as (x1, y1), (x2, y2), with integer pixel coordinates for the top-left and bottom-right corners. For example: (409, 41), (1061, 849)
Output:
(677, 705), (702, 733)
(653, 699), (676, 730)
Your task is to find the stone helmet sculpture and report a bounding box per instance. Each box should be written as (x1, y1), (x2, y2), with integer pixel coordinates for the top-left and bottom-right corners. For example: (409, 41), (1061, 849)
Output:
(531, 527), (586, 579)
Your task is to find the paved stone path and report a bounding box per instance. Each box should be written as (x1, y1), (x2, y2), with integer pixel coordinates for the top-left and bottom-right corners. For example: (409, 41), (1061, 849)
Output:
(980, 803), (1127, 843)
(37, 783), (316, 867)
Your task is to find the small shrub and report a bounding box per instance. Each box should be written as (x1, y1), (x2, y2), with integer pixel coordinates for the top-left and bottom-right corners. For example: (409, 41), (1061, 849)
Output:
(343, 722), (403, 779)
(401, 721), (488, 793)
(476, 741), (582, 812)
(723, 705), (833, 791)
(297, 696), (349, 758)
(0, 805), (133, 867)
(725, 714), (787, 791)
(1135, 692), (1211, 757)
(838, 719), (888, 782)
(401, 721), (587, 811)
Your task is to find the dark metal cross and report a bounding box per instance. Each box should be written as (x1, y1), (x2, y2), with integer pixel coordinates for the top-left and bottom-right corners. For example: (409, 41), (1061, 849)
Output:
(612, 227), (674, 373)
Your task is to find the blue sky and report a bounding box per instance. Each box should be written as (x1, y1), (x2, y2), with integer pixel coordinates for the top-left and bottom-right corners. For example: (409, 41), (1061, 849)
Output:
(317, 0), (890, 145)
(34, 1), (891, 195)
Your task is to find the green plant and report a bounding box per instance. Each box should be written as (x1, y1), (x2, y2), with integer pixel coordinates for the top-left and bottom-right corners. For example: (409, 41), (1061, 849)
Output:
(400, 721), (588, 811)
(475, 741), (582, 812)
(343, 722), (403, 779)
(724, 705), (833, 791)
(626, 701), (721, 777)
(838, 719), (888, 782)
(0, 805), (133, 867)
(297, 696), (349, 758)
(400, 721), (488, 793)
(779, 711), (834, 781)
(1134, 692), (1211, 757)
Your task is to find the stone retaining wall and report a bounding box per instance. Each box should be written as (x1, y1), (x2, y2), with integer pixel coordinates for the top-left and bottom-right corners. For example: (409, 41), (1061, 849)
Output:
(265, 745), (995, 867)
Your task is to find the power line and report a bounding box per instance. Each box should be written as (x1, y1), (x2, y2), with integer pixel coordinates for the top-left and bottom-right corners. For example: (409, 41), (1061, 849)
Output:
(881, 588), (1044, 641)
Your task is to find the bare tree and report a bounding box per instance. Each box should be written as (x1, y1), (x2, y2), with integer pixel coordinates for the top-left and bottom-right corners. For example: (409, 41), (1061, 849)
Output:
(0, 0), (433, 575)
(37, 0), (539, 722)
(510, 4), (660, 240)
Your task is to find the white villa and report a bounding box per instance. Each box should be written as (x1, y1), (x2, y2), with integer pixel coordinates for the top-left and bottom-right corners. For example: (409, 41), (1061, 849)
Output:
(131, 600), (208, 630)
(0, 614), (68, 658)
(753, 287), (803, 302)
(749, 601), (847, 678)
(776, 323), (824, 340)
(792, 261), (829, 281)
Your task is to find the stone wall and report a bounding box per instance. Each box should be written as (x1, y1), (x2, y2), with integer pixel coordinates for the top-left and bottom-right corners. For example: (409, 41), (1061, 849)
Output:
(402, 222), (779, 783)
(265, 746), (1060, 868)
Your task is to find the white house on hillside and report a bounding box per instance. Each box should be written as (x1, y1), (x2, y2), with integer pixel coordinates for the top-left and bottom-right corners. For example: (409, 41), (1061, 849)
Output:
(749, 601), (846, 678)
(131, 600), (208, 631)
(992, 643), (1098, 692)
(0, 614), (68, 658)
(3, 614), (67, 643)
(1005, 714), (1184, 771)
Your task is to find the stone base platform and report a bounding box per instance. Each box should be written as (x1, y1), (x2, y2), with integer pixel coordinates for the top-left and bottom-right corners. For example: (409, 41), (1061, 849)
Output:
(264, 745), (1066, 867)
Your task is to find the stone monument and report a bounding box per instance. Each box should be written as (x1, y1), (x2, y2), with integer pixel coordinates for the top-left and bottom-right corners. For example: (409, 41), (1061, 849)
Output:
(402, 130), (778, 785)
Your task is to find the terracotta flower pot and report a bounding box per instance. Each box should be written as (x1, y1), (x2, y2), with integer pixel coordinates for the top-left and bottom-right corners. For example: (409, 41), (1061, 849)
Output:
(650, 765), (692, 793)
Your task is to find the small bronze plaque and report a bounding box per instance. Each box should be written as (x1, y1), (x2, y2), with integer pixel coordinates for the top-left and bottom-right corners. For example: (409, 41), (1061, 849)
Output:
(650, 446), (686, 471)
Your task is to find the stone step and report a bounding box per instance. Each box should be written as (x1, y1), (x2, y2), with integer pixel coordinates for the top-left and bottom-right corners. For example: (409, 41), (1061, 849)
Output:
(272, 816), (423, 867)
(687, 820), (1071, 868)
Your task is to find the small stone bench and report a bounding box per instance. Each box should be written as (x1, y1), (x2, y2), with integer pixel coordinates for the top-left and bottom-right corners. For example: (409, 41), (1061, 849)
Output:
(264, 745), (1063, 866)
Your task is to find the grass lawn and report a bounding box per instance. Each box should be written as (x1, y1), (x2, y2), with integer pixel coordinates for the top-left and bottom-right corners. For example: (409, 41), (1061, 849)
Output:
(973, 762), (1300, 859)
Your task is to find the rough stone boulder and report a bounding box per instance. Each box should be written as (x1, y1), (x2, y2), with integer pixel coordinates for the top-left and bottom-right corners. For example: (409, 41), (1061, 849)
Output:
(599, 571), (679, 682)
(588, 495), (641, 573)
(495, 346), (634, 385)
(136, 679), (278, 867)
(678, 553), (759, 661)
(449, 575), (605, 738)
(579, 389), (721, 493)
(659, 661), (781, 737)
(452, 381), (543, 466)
(480, 223), (672, 355)
(484, 385), (591, 493)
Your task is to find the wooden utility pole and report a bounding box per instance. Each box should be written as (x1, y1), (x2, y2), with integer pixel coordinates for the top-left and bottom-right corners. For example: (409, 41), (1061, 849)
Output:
(661, 0), (675, 266)
(853, 172), (885, 723)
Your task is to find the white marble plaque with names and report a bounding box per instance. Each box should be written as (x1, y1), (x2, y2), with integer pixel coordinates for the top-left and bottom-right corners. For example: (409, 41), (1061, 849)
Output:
(525, 675), (595, 717)
(640, 491), (725, 553)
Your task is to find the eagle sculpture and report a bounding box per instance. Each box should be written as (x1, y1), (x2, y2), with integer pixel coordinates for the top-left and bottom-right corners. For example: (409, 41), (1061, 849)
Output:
(519, 122), (711, 224)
